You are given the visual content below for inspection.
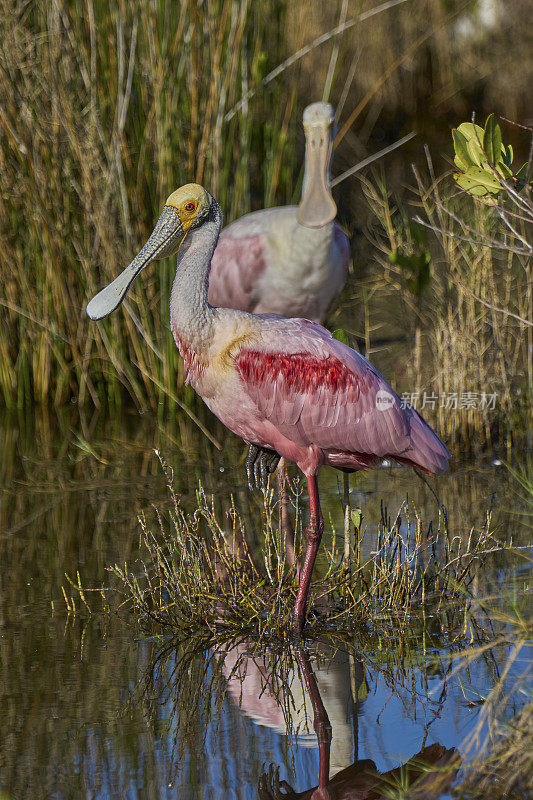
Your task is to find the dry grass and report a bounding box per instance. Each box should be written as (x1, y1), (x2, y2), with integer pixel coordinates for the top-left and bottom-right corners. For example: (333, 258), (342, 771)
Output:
(454, 701), (533, 800)
(0, 0), (299, 411)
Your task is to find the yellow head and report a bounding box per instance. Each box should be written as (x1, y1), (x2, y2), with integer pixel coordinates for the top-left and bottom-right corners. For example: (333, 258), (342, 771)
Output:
(86, 183), (216, 320)
(164, 183), (212, 234)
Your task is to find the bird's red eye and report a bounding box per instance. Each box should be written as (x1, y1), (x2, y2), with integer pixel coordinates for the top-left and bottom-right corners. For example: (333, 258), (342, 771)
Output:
(185, 202), (195, 212)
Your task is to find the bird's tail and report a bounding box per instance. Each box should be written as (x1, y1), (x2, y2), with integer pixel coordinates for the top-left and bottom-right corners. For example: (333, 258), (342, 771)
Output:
(398, 406), (451, 476)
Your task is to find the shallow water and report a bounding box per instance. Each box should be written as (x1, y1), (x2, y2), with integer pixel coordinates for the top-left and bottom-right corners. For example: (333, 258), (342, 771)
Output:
(0, 407), (531, 799)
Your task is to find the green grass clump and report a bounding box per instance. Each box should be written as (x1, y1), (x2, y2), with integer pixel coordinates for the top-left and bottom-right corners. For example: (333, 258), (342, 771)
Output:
(63, 454), (506, 642)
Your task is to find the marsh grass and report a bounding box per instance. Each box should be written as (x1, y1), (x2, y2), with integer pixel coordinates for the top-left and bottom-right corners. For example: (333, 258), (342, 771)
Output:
(454, 701), (533, 800)
(451, 596), (533, 799)
(0, 0), (299, 412)
(63, 453), (506, 642)
(1, 0), (531, 436)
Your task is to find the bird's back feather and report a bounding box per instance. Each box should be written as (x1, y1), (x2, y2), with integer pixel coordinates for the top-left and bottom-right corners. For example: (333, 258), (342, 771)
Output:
(234, 317), (450, 475)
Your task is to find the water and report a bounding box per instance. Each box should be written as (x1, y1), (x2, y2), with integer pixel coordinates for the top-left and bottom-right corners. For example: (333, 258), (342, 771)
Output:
(0, 407), (531, 799)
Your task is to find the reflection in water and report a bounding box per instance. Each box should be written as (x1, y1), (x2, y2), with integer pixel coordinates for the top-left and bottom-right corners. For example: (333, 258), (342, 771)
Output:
(219, 643), (358, 776)
(261, 649), (458, 799)
(215, 642), (459, 799)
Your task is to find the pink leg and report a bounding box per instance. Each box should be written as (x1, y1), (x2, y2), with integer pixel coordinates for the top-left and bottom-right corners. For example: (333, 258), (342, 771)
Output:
(293, 474), (324, 634)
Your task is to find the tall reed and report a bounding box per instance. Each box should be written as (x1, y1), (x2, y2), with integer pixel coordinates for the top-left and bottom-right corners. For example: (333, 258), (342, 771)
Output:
(0, 0), (298, 412)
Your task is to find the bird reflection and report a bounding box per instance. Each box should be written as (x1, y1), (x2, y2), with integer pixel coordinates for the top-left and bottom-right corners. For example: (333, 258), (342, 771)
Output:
(253, 648), (459, 800)
(218, 641), (361, 777)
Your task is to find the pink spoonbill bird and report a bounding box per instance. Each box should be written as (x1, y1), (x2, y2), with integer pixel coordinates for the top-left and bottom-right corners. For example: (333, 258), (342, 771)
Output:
(208, 102), (349, 323)
(86, 183), (450, 634)
(208, 102), (350, 488)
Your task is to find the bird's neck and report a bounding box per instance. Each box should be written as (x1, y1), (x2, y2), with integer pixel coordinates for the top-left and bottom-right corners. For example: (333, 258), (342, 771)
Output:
(170, 207), (222, 352)
(300, 151), (332, 201)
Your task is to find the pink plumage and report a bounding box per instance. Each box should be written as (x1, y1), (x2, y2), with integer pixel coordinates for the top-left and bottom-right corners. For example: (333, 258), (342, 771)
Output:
(207, 210), (349, 322)
(207, 231), (268, 312)
(206, 316), (450, 479)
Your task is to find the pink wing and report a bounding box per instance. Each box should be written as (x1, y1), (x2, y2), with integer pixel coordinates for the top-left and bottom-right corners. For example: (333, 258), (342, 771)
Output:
(235, 318), (450, 475)
(208, 229), (267, 312)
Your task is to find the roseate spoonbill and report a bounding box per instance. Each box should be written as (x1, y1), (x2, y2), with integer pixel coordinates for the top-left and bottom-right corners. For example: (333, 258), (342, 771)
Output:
(210, 102), (349, 495)
(208, 102), (349, 324)
(86, 183), (451, 633)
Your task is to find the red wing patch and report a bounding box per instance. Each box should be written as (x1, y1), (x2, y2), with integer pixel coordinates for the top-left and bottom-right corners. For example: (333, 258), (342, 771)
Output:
(236, 349), (361, 395)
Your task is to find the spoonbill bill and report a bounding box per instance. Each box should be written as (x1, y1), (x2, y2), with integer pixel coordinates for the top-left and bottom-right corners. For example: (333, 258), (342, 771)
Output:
(208, 102), (349, 323)
(86, 183), (450, 633)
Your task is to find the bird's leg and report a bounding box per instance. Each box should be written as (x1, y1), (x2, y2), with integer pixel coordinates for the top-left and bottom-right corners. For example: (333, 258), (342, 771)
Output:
(258, 449), (281, 490)
(293, 474), (324, 635)
(276, 460), (300, 584)
(277, 459), (297, 569)
(296, 649), (332, 790)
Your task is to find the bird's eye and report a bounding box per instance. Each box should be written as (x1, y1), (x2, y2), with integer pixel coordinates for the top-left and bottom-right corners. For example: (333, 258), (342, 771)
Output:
(185, 202), (195, 212)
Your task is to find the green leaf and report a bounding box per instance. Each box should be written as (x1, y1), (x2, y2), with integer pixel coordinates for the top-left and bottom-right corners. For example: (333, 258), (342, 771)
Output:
(452, 128), (472, 171)
(515, 163), (528, 180)
(332, 328), (350, 347)
(466, 136), (485, 167)
(496, 160), (513, 179)
(456, 122), (485, 167)
(350, 507), (363, 530)
(483, 113), (502, 166)
(457, 122), (485, 141)
(454, 166), (502, 196)
(504, 144), (513, 167)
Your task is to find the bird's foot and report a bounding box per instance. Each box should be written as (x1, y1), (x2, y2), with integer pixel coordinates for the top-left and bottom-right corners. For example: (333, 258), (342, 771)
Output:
(245, 444), (281, 491)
